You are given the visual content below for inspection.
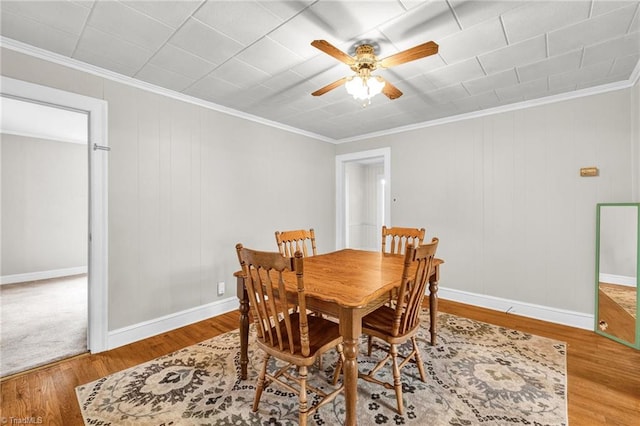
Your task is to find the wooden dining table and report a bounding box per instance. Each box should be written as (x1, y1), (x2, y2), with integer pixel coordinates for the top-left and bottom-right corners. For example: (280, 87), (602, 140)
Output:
(235, 248), (443, 426)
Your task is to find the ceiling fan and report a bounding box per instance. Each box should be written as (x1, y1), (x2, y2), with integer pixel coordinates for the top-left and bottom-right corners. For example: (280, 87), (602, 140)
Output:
(310, 39), (439, 103)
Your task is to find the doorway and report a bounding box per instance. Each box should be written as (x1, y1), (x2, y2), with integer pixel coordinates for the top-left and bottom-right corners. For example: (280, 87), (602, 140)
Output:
(0, 77), (109, 369)
(335, 148), (390, 250)
(1, 95), (90, 376)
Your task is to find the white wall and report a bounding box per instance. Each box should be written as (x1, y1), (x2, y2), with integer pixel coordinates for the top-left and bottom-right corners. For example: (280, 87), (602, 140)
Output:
(337, 88), (638, 316)
(1, 134), (87, 276)
(0, 47), (336, 331)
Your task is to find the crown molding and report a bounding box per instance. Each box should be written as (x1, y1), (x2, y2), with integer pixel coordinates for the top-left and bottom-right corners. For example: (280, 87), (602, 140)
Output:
(0, 37), (335, 144)
(2, 36), (638, 146)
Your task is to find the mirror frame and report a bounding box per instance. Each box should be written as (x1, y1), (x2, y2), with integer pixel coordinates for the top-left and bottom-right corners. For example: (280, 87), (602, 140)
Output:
(595, 203), (640, 349)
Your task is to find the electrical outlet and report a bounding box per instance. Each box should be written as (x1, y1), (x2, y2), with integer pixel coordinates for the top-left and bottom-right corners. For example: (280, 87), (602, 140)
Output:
(217, 281), (225, 296)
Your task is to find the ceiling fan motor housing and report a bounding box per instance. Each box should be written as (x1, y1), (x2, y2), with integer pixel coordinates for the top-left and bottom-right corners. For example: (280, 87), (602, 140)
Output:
(351, 44), (378, 74)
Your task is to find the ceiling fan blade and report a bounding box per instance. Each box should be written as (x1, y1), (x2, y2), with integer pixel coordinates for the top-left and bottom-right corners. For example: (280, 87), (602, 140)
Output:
(380, 78), (403, 100)
(379, 41), (439, 68)
(312, 77), (348, 96)
(311, 40), (356, 66)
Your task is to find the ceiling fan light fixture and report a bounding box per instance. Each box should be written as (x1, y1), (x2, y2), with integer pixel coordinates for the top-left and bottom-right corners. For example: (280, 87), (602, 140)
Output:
(345, 75), (385, 102)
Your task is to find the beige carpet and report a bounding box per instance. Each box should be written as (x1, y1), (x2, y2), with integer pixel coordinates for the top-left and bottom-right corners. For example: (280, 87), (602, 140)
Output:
(0, 274), (87, 377)
(76, 311), (567, 425)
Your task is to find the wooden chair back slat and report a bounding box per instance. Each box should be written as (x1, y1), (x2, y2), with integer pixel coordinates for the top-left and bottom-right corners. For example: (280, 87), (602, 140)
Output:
(236, 244), (309, 355)
(392, 238), (439, 336)
(381, 226), (426, 255)
(275, 229), (317, 258)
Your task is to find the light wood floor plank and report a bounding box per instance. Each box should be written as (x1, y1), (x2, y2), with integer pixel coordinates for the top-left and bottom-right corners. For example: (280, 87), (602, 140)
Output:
(1, 301), (638, 425)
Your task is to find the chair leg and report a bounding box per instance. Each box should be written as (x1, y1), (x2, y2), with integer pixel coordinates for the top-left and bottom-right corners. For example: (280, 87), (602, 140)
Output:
(253, 352), (270, 412)
(412, 336), (427, 382)
(367, 335), (373, 356)
(390, 344), (404, 415)
(298, 365), (309, 425)
(332, 343), (345, 385)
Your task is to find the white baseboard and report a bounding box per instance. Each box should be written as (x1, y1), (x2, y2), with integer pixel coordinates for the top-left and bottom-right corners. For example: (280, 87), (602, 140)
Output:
(438, 287), (594, 330)
(0, 266), (88, 285)
(107, 297), (239, 350)
(106, 287), (596, 351)
(599, 273), (636, 287)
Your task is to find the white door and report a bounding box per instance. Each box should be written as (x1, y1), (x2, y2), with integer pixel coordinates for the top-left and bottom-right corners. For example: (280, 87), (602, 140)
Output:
(336, 148), (390, 251)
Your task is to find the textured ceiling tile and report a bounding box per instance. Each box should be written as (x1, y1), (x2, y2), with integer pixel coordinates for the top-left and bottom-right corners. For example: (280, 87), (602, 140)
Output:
(463, 69), (518, 95)
(609, 53), (640, 76)
(308, 0), (406, 41)
(437, 18), (507, 64)
(262, 70), (308, 91)
(630, 4), (640, 32)
(259, 0), (314, 20)
(169, 18), (243, 65)
(291, 53), (338, 81)
(121, 0), (202, 29)
(149, 44), (216, 81)
(547, 60), (613, 91)
(517, 50), (582, 82)
(452, 90), (500, 111)
(392, 72), (440, 93)
(74, 27), (153, 75)
(235, 37), (303, 75)
(422, 83), (469, 104)
(194, 0), (282, 46)
(184, 74), (243, 101)
(136, 63), (195, 92)
(295, 61), (347, 90)
(88, 1), (174, 51)
(547, 3), (637, 56)
(478, 35), (547, 74)
(501, 1), (592, 43)
(0, 11), (78, 56)
(384, 54), (448, 81)
(268, 11), (341, 60)
(495, 77), (548, 101)
(450, 0), (524, 29)
(210, 58), (271, 89)
(1, 0), (90, 35)
(379, 0), (460, 50)
(426, 58), (485, 88)
(74, 45), (142, 76)
(320, 98), (366, 116)
(582, 32), (640, 66)
(576, 70), (633, 89)
(591, 0), (639, 16)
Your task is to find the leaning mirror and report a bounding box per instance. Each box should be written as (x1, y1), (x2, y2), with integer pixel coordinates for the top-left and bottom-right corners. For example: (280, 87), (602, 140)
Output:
(595, 203), (639, 349)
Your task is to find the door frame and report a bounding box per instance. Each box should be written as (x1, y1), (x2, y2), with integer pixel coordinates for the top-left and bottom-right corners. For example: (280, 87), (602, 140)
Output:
(1, 76), (109, 353)
(335, 147), (391, 250)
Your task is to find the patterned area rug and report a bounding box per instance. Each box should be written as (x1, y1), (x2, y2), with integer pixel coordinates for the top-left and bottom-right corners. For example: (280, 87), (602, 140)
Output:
(76, 311), (567, 425)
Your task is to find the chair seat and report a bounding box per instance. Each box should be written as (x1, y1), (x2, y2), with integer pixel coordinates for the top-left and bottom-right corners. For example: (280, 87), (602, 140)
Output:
(257, 313), (342, 365)
(362, 305), (418, 342)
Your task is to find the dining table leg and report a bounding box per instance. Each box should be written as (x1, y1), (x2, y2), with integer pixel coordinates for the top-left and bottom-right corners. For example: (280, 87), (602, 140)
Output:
(339, 306), (363, 426)
(236, 274), (249, 380)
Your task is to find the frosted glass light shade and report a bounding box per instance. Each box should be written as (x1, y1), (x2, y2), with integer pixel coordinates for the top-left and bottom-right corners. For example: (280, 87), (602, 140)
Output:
(345, 76), (385, 101)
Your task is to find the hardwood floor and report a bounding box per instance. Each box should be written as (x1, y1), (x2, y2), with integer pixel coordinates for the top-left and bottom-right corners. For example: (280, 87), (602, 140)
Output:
(1, 299), (639, 425)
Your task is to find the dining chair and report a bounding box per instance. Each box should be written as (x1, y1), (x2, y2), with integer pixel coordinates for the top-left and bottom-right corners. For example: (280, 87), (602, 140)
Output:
(275, 228), (317, 258)
(360, 237), (439, 415)
(235, 243), (344, 424)
(381, 225), (426, 255)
